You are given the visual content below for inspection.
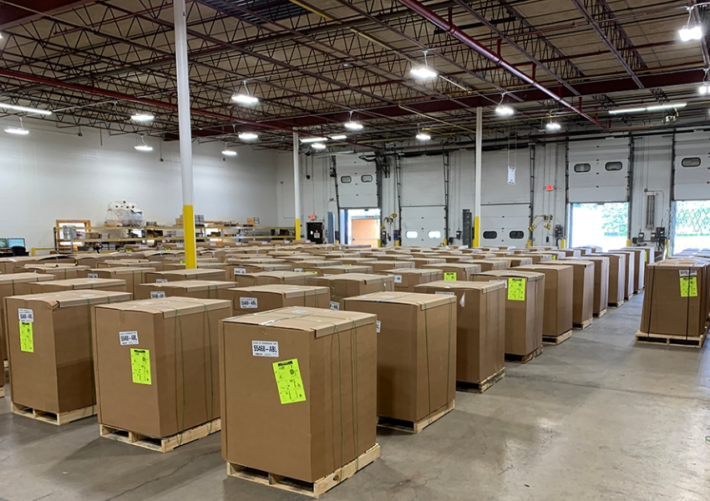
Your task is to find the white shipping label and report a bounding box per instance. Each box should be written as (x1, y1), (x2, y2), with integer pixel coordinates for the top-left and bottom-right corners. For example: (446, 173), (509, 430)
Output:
(435, 291), (455, 296)
(394, 275), (403, 284)
(294, 268), (303, 272)
(88, 273), (99, 279)
(233, 268), (247, 275)
(252, 340), (279, 357)
(156, 279), (168, 283)
(151, 291), (166, 299)
(679, 270), (689, 277)
(491, 279), (508, 289)
(119, 331), (139, 346)
(376, 320), (381, 333)
(240, 297), (258, 309)
(330, 301), (340, 310)
(18, 308), (34, 323)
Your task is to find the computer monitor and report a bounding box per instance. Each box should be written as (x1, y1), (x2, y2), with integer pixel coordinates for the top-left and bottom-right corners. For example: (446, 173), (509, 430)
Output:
(0, 238), (7, 249)
(7, 238), (26, 248)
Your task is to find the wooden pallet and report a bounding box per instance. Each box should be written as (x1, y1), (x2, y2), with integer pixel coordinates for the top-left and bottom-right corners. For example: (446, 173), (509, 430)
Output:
(573, 318), (593, 330)
(11, 402), (95, 426)
(100, 418), (221, 453)
(227, 444), (380, 498)
(609, 300), (624, 308)
(378, 400), (455, 434)
(635, 331), (706, 349)
(505, 346), (544, 364)
(0, 386), (5, 398)
(594, 308), (608, 319)
(457, 368), (505, 394)
(543, 329), (572, 346)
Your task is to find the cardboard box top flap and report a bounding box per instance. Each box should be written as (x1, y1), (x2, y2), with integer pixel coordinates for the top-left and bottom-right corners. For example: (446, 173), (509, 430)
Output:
(94, 266), (157, 275)
(41, 278), (127, 288)
(317, 265), (371, 272)
(223, 306), (376, 338)
(23, 263), (89, 270)
(344, 291), (455, 309)
(311, 273), (394, 285)
(421, 263), (482, 271)
(476, 270), (545, 280)
(226, 284), (328, 298)
(416, 280), (505, 293)
(380, 268), (441, 277)
(650, 260), (708, 270)
(143, 250), (183, 257)
(154, 269), (223, 277)
(246, 271), (312, 279)
(517, 264), (573, 272)
(9, 290), (132, 308)
(144, 279), (236, 291)
(97, 296), (231, 316)
(0, 272), (55, 284)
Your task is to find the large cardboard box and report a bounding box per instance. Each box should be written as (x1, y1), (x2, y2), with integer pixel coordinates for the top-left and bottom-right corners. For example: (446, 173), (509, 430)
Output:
(305, 265), (374, 276)
(469, 259), (509, 271)
(473, 270), (544, 356)
(226, 263), (291, 277)
(578, 256), (609, 315)
(31, 278), (127, 293)
(374, 268), (443, 292)
(494, 257), (534, 268)
(93, 297), (232, 438)
(516, 254), (552, 264)
(234, 271), (312, 287)
(136, 280), (235, 300)
(542, 260), (594, 326)
(289, 260), (342, 271)
(368, 260), (415, 272)
(597, 253), (626, 306)
(410, 258), (446, 268)
(338, 257), (377, 265)
(221, 285), (330, 314)
(6, 290), (131, 413)
(413, 281), (505, 385)
(421, 263), (482, 281)
(99, 259), (156, 269)
(72, 254), (114, 267)
(440, 256), (474, 263)
(80, 267), (156, 297)
(16, 264), (90, 279)
(146, 269), (227, 283)
(609, 250), (635, 299)
(0, 256), (73, 274)
(307, 274), (394, 309)
(517, 264), (573, 338)
(560, 249), (582, 257)
(220, 307), (377, 483)
(618, 248), (647, 292)
(342, 292), (456, 423)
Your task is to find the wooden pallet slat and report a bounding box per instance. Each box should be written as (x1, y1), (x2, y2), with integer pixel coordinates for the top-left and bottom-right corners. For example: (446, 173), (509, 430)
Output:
(505, 345), (543, 364)
(573, 318), (593, 330)
(100, 418), (221, 453)
(594, 308), (608, 319)
(634, 331), (706, 349)
(0, 386), (5, 399)
(457, 367), (505, 394)
(609, 300), (624, 308)
(378, 400), (455, 434)
(227, 444), (381, 498)
(11, 402), (95, 426)
(543, 329), (573, 345)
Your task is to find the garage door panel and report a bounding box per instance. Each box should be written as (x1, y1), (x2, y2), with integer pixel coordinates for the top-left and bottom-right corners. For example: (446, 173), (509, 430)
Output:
(674, 132), (710, 201)
(568, 139), (629, 203)
(481, 203), (529, 247)
(401, 155), (445, 206)
(401, 206), (445, 246)
(481, 150), (530, 204)
(337, 156), (377, 208)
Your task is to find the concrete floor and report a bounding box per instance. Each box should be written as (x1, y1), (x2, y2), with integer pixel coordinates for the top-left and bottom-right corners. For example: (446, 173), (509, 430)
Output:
(1, 293), (709, 501)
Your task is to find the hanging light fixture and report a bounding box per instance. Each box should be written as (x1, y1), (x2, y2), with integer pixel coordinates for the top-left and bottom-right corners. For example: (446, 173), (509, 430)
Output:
(311, 142), (327, 150)
(495, 93), (514, 116)
(699, 69), (710, 95)
(679, 6), (704, 41)
(134, 135), (153, 152)
(416, 124), (431, 141)
(222, 142), (237, 156)
(300, 136), (328, 143)
(546, 121), (561, 131)
(411, 50), (438, 80)
(5, 116), (29, 135)
(0, 103), (52, 115)
(232, 81), (260, 105)
(329, 134), (347, 140)
(238, 132), (258, 141)
(344, 110), (363, 131)
(131, 113), (154, 122)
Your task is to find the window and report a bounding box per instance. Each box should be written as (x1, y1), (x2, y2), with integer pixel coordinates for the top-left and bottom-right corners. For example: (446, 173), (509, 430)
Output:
(509, 230), (524, 239)
(574, 163), (591, 173)
(681, 157), (701, 168)
(605, 161), (623, 171)
(405, 230), (418, 239)
(340, 176), (352, 183)
(361, 174), (373, 182)
(428, 230), (442, 239)
(483, 231), (497, 239)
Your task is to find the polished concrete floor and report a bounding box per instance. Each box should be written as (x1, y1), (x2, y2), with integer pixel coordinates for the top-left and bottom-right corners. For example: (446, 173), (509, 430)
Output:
(1, 293), (709, 501)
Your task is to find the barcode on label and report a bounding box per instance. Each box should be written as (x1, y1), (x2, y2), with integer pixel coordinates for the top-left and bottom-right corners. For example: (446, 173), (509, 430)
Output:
(120, 331), (139, 346)
(376, 320), (381, 333)
(330, 301), (340, 310)
(252, 340), (279, 357)
(18, 308), (34, 323)
(156, 279), (168, 283)
(435, 291), (455, 296)
(294, 268), (303, 272)
(151, 291), (166, 299)
(240, 297), (258, 309)
(88, 273), (99, 279)
(394, 275), (403, 284)
(234, 268), (247, 275)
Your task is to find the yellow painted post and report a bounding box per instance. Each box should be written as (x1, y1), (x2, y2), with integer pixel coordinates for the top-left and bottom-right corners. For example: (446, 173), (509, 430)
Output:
(559, 238), (567, 249)
(183, 205), (197, 269)
(295, 218), (301, 240)
(473, 215), (480, 247)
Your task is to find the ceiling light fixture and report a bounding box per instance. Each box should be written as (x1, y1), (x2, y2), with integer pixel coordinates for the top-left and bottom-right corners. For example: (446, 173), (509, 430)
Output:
(329, 134), (347, 140)
(5, 116), (29, 135)
(700, 83), (710, 95)
(231, 81), (260, 105)
(608, 102), (687, 114)
(238, 132), (258, 141)
(416, 124), (431, 141)
(131, 113), (154, 122)
(300, 136), (328, 143)
(495, 93), (514, 117)
(222, 142), (237, 156)
(679, 6), (705, 41)
(311, 142), (327, 150)
(344, 110), (363, 131)
(411, 50), (438, 80)
(546, 121), (561, 131)
(134, 135), (153, 152)
(0, 103), (52, 115)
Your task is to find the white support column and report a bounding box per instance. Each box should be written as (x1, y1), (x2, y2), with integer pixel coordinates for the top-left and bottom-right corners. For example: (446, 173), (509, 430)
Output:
(474, 106), (482, 247)
(173, 0), (196, 268)
(293, 132), (301, 240)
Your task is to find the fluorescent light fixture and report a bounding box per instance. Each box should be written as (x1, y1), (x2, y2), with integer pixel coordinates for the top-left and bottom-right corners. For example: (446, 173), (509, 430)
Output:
(300, 136), (327, 143)
(411, 65), (437, 80)
(222, 149), (237, 156)
(344, 121), (363, 131)
(608, 107), (646, 115)
(131, 113), (154, 122)
(546, 122), (561, 131)
(679, 25), (703, 41)
(5, 126), (29, 135)
(134, 144), (153, 152)
(311, 142), (327, 150)
(329, 134), (347, 140)
(238, 132), (258, 141)
(700, 84), (710, 95)
(231, 93), (259, 105)
(0, 103), (52, 115)
(608, 102), (686, 114)
(416, 132), (431, 141)
(495, 105), (514, 116)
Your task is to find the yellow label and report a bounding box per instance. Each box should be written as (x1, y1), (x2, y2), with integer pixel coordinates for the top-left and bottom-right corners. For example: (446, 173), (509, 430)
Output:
(644, 251), (648, 262)
(508, 278), (526, 301)
(343, 264), (352, 267)
(273, 358), (306, 404)
(307, 271), (318, 274)
(130, 348), (152, 385)
(19, 322), (34, 353)
(180, 260), (185, 264)
(444, 272), (457, 281)
(680, 277), (698, 298)
(552, 255), (557, 261)
(126, 249), (133, 253)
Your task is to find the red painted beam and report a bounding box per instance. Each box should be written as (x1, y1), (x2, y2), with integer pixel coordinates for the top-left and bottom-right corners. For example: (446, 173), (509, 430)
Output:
(0, 0), (96, 29)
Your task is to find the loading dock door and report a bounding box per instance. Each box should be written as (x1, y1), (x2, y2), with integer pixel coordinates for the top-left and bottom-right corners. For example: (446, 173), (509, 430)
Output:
(400, 155), (446, 246)
(567, 139), (629, 203)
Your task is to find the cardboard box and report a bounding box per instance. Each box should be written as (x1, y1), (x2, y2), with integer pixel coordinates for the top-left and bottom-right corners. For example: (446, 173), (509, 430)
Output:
(469, 259), (508, 271)
(516, 254), (552, 264)
(413, 281), (505, 385)
(305, 265), (374, 276)
(618, 248), (647, 292)
(136, 280), (235, 300)
(93, 297), (232, 438)
(221, 285), (330, 314)
(473, 270), (544, 356)
(368, 260), (415, 272)
(246, 217), (260, 226)
(226, 263), (292, 277)
(342, 292), (456, 422)
(560, 249), (582, 257)
(440, 256), (474, 263)
(608, 250), (635, 299)
(596, 253), (626, 306)
(542, 260), (594, 326)
(79, 267), (155, 297)
(374, 255), (413, 261)
(233, 271), (312, 287)
(14, 264), (91, 279)
(574, 256), (610, 315)
(307, 274), (394, 309)
(220, 307), (377, 483)
(374, 268), (443, 292)
(517, 264), (573, 337)
(30, 278), (127, 293)
(146, 269), (227, 283)
(421, 263), (482, 281)
(99, 259), (155, 269)
(6, 290), (131, 413)
(72, 254), (114, 267)
(338, 257), (377, 265)
(410, 258), (446, 268)
(494, 257), (534, 268)
(0, 256), (74, 274)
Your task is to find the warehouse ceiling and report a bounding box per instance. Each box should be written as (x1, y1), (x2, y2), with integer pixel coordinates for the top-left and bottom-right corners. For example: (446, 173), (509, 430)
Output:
(0, 0), (707, 149)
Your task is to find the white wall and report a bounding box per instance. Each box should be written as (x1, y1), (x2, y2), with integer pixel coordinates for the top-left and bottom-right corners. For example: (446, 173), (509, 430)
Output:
(0, 117), (278, 249)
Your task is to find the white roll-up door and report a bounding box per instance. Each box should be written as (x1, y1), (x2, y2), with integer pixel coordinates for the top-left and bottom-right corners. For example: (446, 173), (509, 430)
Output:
(400, 154), (446, 245)
(568, 139), (629, 203)
(336, 155), (377, 208)
(674, 132), (710, 200)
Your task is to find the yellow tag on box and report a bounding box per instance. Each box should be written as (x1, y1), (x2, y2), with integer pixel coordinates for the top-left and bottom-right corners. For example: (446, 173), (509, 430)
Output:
(680, 277), (698, 298)
(507, 278), (526, 301)
(273, 358), (306, 404)
(19, 322), (34, 353)
(551, 255), (557, 261)
(444, 272), (457, 281)
(130, 348), (152, 385)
